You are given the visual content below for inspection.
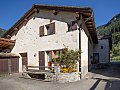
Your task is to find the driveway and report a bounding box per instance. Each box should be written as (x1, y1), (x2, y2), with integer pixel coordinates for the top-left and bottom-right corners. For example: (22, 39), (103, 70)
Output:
(0, 62), (120, 90)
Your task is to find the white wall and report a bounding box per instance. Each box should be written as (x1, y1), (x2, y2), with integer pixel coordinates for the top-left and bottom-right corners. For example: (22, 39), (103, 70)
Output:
(80, 21), (94, 78)
(80, 29), (88, 78)
(94, 39), (110, 63)
(10, 10), (80, 72)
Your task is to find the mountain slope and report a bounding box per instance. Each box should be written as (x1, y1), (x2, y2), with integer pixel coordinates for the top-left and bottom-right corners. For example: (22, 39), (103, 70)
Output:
(0, 28), (6, 37)
(97, 13), (120, 61)
(97, 13), (120, 36)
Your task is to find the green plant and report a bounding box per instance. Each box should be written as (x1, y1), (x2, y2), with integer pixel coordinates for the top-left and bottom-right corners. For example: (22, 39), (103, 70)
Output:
(52, 57), (60, 64)
(52, 48), (81, 73)
(60, 48), (81, 69)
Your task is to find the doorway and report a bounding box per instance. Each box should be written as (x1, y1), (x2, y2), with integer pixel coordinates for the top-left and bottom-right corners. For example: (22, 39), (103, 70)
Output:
(20, 53), (28, 67)
(39, 51), (45, 70)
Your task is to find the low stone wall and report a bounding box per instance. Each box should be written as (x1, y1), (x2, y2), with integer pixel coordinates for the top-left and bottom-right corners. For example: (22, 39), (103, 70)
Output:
(45, 72), (81, 83)
(56, 72), (81, 83)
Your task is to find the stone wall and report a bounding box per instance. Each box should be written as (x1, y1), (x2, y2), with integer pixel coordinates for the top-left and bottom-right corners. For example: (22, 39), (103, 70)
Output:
(45, 72), (81, 83)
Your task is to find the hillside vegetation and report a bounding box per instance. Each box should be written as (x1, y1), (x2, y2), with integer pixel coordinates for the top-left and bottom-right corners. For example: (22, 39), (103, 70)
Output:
(0, 28), (6, 37)
(97, 13), (120, 61)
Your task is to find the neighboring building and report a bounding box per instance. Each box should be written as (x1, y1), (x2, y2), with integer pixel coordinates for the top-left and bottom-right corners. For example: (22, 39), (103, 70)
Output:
(2, 4), (111, 78)
(93, 35), (112, 64)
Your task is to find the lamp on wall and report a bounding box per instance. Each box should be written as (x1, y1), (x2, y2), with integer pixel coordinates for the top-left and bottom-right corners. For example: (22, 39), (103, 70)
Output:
(34, 53), (37, 57)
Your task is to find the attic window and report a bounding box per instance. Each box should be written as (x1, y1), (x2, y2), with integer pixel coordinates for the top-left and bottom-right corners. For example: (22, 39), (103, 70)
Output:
(68, 21), (78, 32)
(45, 22), (55, 35)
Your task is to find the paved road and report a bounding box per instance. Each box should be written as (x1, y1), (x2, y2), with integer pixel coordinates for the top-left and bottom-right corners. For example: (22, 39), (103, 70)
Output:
(0, 62), (120, 90)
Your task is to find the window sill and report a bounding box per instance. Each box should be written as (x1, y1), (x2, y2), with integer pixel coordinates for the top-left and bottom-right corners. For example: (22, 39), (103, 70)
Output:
(66, 29), (78, 33)
(40, 34), (55, 37)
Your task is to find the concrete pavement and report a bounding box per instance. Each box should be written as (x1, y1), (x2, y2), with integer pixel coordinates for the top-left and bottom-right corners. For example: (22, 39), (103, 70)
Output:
(0, 62), (120, 90)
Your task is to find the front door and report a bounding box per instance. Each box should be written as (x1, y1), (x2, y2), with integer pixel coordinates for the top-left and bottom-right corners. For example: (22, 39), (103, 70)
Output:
(39, 51), (45, 70)
(93, 53), (99, 64)
(20, 53), (28, 67)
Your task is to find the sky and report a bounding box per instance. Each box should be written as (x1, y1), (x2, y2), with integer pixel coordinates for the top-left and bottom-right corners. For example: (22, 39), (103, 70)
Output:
(0, 0), (120, 30)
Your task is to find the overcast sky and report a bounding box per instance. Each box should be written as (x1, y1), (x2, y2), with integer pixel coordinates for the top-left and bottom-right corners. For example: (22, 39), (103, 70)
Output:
(0, 0), (120, 30)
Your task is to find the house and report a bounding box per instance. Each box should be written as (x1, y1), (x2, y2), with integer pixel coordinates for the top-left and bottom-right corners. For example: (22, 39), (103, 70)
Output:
(93, 35), (112, 64)
(2, 4), (111, 79)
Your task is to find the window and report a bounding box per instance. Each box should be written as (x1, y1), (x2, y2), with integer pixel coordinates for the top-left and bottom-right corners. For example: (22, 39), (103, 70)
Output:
(46, 50), (62, 62)
(68, 21), (78, 32)
(47, 51), (52, 62)
(54, 50), (63, 58)
(45, 22), (55, 35)
(91, 53), (99, 64)
(39, 23), (55, 37)
(39, 25), (44, 37)
(101, 46), (103, 49)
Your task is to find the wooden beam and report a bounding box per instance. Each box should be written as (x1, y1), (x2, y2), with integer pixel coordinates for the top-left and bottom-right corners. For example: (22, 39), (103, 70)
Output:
(52, 10), (58, 15)
(0, 38), (15, 43)
(87, 27), (94, 29)
(87, 25), (94, 28)
(86, 22), (93, 24)
(0, 38), (15, 48)
(14, 28), (19, 31)
(24, 18), (28, 21)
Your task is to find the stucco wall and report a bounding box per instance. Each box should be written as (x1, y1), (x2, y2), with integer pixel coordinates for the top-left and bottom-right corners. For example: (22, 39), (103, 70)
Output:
(10, 10), (80, 72)
(94, 39), (110, 63)
(80, 29), (88, 78)
(80, 22), (94, 78)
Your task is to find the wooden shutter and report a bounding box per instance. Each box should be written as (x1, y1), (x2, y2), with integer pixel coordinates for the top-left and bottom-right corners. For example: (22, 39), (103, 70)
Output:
(52, 51), (55, 59)
(39, 26), (44, 37)
(39, 51), (45, 70)
(50, 22), (55, 34)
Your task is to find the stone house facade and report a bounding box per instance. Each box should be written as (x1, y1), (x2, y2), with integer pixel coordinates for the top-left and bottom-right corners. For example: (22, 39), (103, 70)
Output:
(2, 4), (111, 78)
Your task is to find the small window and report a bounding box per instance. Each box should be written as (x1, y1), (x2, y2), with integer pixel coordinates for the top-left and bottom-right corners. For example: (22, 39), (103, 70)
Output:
(68, 21), (78, 32)
(54, 50), (63, 58)
(39, 26), (44, 37)
(45, 22), (55, 35)
(101, 46), (103, 49)
(47, 51), (52, 62)
(91, 53), (99, 64)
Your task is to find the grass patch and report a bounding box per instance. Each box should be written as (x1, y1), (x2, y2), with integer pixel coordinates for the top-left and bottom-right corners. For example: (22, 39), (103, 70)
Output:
(112, 56), (120, 62)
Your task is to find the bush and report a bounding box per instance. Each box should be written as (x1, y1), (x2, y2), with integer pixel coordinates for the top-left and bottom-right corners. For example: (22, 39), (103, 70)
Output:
(112, 56), (120, 61)
(52, 48), (81, 73)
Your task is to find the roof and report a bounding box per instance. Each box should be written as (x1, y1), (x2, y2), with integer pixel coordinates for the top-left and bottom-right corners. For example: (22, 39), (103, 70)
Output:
(0, 38), (15, 48)
(0, 53), (19, 58)
(3, 4), (98, 44)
